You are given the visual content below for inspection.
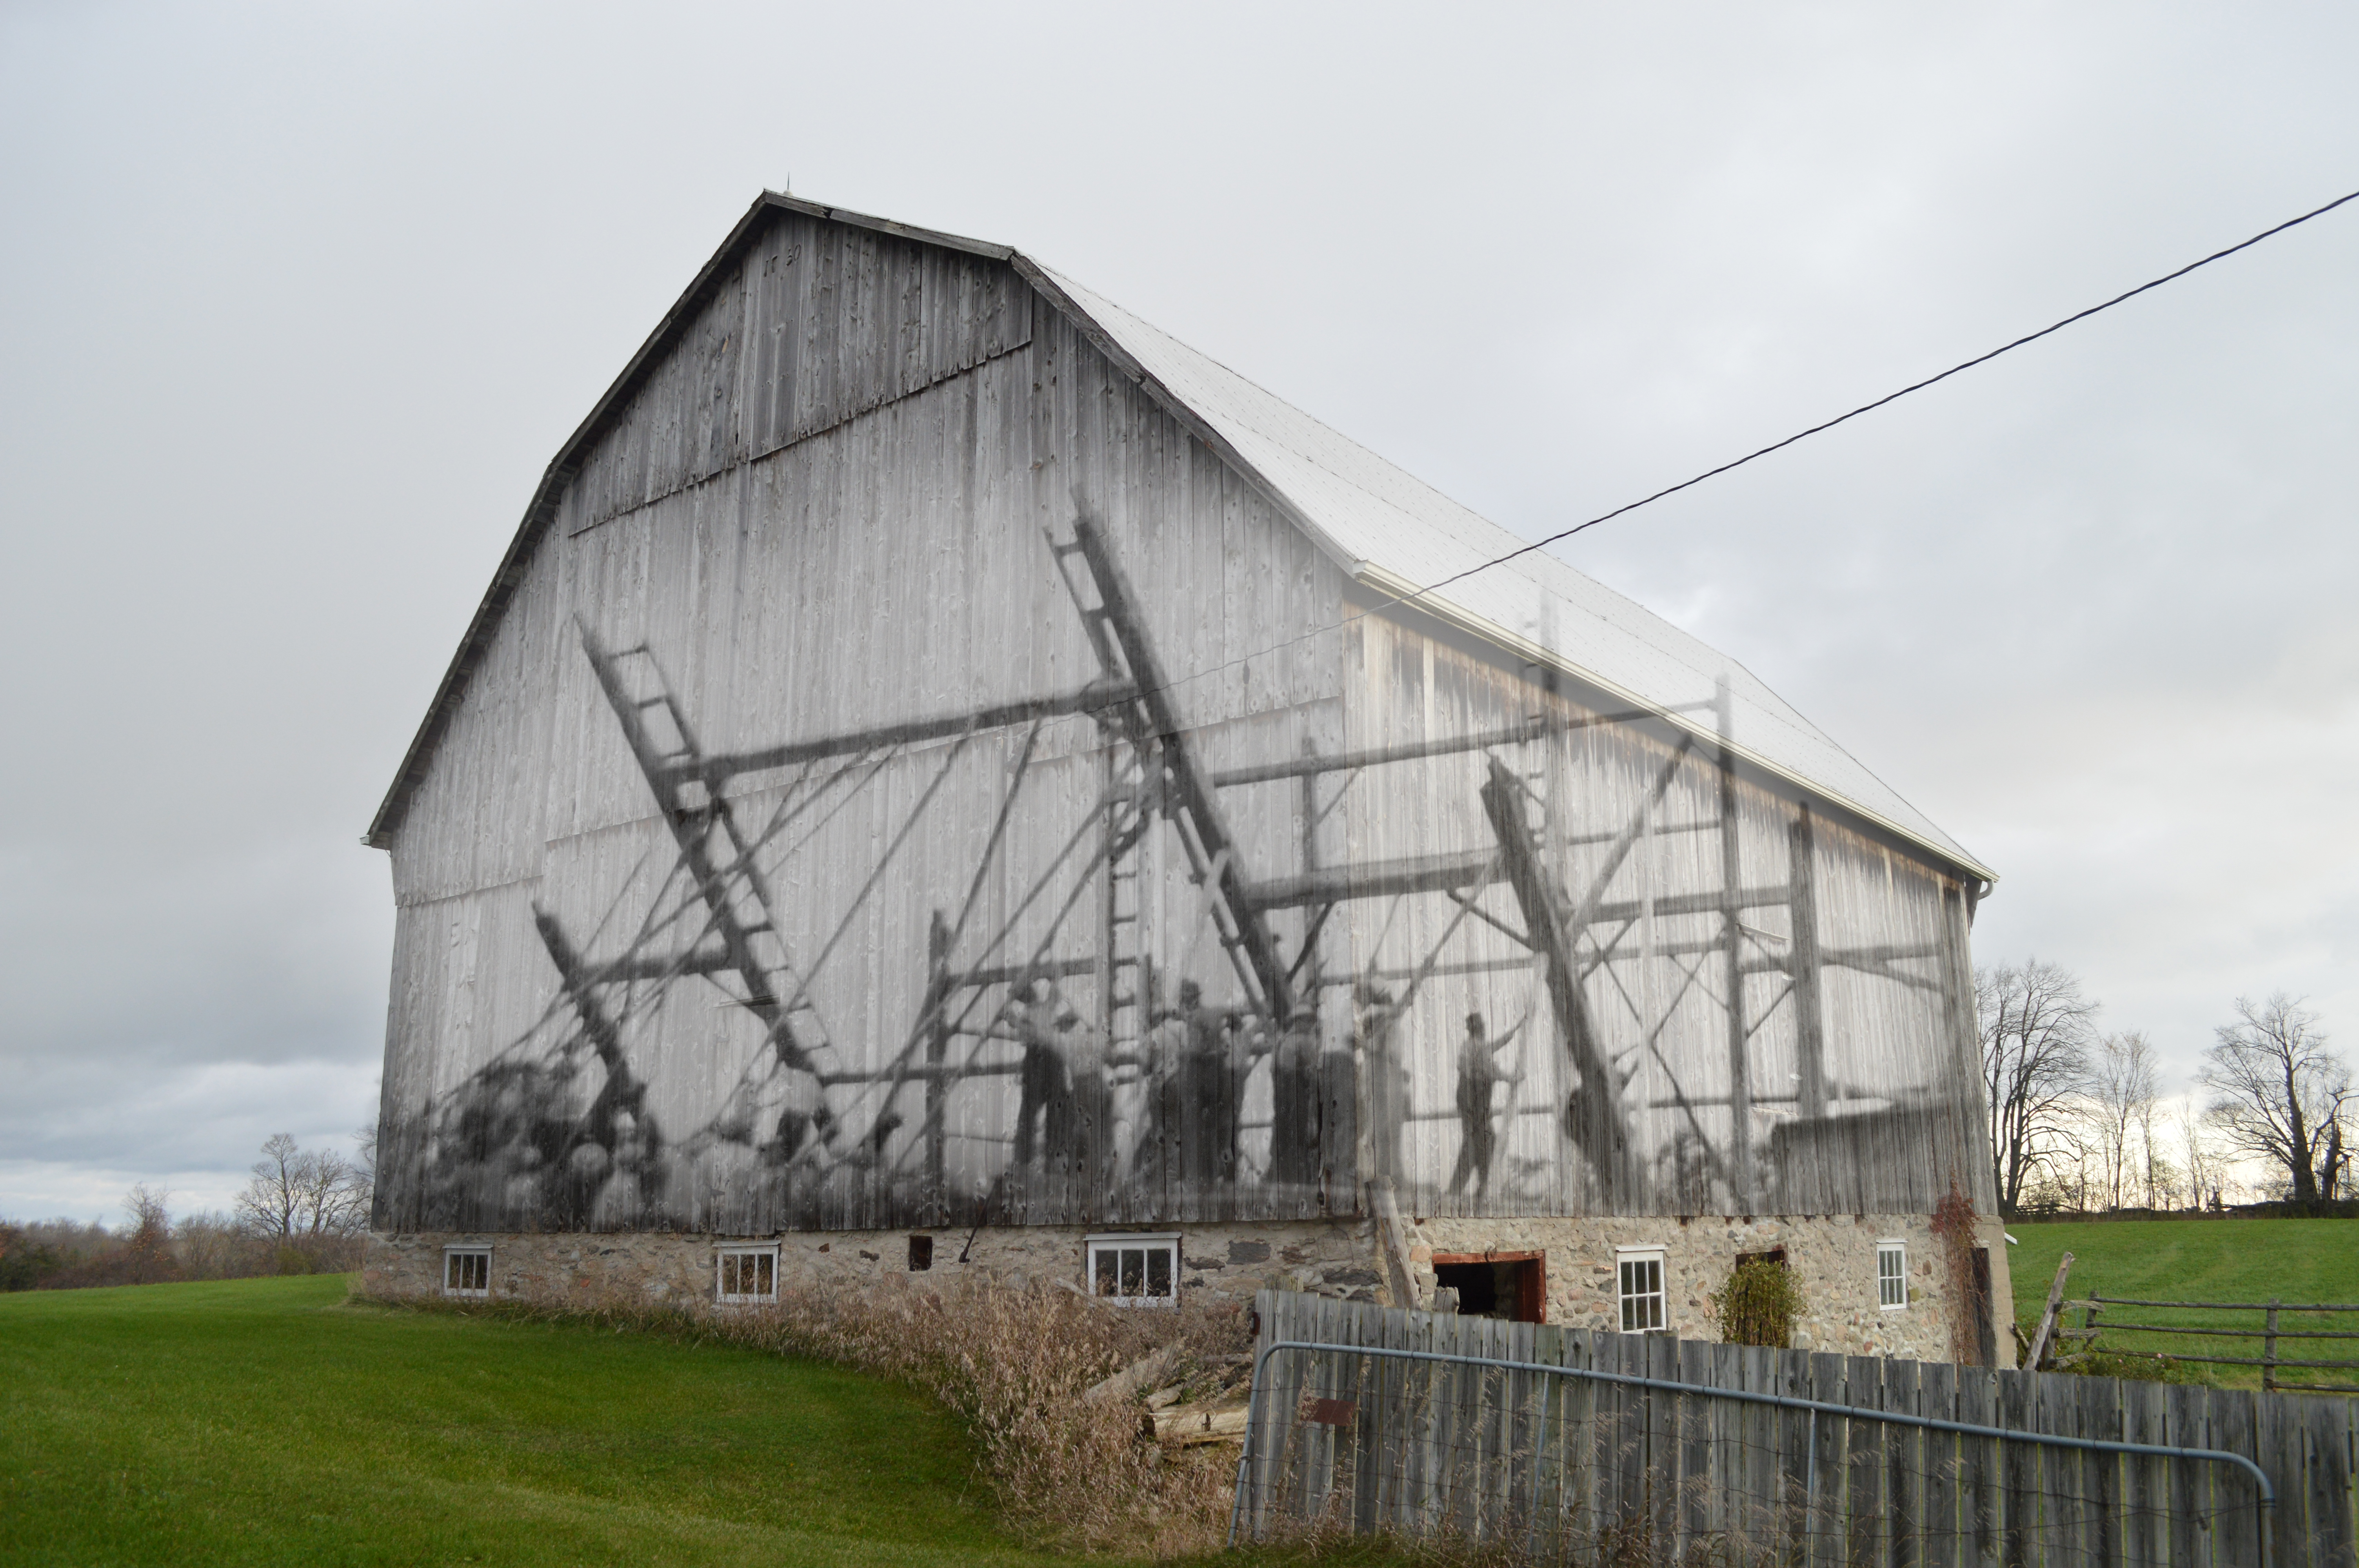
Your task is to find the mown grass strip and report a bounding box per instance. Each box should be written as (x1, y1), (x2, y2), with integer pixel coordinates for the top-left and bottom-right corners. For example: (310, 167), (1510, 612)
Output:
(2007, 1218), (2359, 1388)
(0, 1274), (1055, 1568)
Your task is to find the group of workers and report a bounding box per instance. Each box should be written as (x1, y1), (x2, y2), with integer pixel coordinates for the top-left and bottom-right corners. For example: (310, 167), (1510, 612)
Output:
(990, 970), (1531, 1199)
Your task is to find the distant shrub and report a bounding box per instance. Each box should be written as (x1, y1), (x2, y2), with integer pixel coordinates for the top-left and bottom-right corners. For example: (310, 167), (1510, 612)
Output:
(1710, 1258), (1805, 1348)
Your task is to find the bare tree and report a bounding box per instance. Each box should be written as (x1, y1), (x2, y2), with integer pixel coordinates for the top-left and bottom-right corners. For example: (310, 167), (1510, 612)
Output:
(2199, 994), (2353, 1207)
(2174, 1096), (2222, 1209)
(2135, 1062), (2168, 1209)
(2085, 1030), (2161, 1210)
(1978, 959), (2098, 1216)
(122, 1184), (176, 1284)
(235, 1134), (371, 1242)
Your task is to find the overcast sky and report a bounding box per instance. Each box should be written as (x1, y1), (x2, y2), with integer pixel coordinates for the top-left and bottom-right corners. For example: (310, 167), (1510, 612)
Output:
(4, 3), (2352, 1222)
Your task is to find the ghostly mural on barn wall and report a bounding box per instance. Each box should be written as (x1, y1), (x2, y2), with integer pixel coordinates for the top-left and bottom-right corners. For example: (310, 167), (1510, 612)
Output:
(375, 510), (1990, 1239)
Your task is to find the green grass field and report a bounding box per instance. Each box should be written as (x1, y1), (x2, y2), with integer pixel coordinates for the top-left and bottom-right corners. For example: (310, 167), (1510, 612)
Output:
(0, 1274), (1074, 1568)
(0, 1275), (1421, 1568)
(2006, 1218), (2359, 1390)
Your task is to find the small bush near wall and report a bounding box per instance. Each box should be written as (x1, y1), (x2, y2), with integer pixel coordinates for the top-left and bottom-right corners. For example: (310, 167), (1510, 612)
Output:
(1710, 1258), (1806, 1348)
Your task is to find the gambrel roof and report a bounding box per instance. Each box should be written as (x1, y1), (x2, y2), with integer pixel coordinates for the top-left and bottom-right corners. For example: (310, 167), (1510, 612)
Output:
(368, 191), (1993, 886)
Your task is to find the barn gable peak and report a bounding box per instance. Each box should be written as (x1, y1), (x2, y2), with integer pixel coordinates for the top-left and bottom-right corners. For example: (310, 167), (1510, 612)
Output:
(366, 191), (1988, 886)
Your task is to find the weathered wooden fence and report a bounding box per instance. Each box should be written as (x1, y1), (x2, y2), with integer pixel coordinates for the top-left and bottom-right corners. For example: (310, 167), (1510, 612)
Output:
(2077, 1296), (2359, 1395)
(1239, 1290), (2358, 1567)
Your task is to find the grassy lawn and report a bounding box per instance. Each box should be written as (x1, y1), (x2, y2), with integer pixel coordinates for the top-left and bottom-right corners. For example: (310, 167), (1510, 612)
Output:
(2007, 1218), (2359, 1391)
(0, 1273), (1074, 1568)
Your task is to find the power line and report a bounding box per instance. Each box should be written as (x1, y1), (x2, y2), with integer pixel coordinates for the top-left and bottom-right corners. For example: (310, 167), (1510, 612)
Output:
(1420, 183), (2359, 595)
(1125, 182), (2359, 709)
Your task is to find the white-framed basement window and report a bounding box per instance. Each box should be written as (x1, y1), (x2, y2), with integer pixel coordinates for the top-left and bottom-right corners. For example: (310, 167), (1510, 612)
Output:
(716, 1244), (779, 1305)
(1086, 1233), (1180, 1307)
(443, 1245), (491, 1299)
(1877, 1241), (1908, 1309)
(1616, 1246), (1666, 1333)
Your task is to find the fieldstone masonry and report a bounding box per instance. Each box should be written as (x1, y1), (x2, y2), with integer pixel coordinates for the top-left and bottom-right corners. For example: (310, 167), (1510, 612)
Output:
(368, 1210), (2013, 1366)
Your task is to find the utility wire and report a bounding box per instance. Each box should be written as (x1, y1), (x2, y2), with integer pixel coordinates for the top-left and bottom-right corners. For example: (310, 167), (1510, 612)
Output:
(1419, 183), (2359, 596)
(1121, 183), (2359, 709)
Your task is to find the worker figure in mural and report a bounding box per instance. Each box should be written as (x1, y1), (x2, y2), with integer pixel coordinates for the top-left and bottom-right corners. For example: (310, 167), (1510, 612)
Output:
(1002, 975), (1075, 1173)
(1057, 1005), (1113, 1184)
(1165, 980), (1245, 1189)
(1447, 1009), (1528, 1198)
(1354, 984), (1412, 1184)
(1267, 1012), (1323, 1189)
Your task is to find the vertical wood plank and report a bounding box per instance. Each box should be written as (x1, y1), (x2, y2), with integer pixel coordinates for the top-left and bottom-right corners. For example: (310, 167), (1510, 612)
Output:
(1918, 1359), (1961, 1568)
(2302, 1393), (2359, 1568)
(1886, 1357), (1923, 1568)
(1646, 1334), (1681, 1555)
(2116, 1377), (2166, 1568)
(1999, 1365), (2037, 1568)
(2164, 1383), (2214, 1568)
(1806, 1350), (1852, 1568)
(1954, 1365), (2001, 1568)
(1847, 1354), (1890, 1568)
(2212, 1388), (2262, 1568)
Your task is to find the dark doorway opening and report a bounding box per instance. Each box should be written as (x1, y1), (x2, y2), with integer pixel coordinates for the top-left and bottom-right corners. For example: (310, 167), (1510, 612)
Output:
(1432, 1251), (1546, 1323)
(1970, 1247), (1996, 1367)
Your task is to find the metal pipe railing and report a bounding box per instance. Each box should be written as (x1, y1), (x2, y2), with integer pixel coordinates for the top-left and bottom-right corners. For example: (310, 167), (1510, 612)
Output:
(1228, 1338), (2276, 1568)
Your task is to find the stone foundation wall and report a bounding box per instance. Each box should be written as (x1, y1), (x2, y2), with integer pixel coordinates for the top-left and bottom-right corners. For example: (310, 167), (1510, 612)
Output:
(365, 1209), (2013, 1368)
(363, 1217), (1385, 1310)
(1404, 1211), (2016, 1365)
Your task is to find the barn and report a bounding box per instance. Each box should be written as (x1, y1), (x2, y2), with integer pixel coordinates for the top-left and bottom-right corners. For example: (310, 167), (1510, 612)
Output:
(362, 191), (2013, 1364)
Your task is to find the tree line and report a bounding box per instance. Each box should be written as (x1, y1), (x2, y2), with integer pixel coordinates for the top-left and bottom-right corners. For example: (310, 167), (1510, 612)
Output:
(0, 1132), (374, 1291)
(1980, 963), (2354, 1217)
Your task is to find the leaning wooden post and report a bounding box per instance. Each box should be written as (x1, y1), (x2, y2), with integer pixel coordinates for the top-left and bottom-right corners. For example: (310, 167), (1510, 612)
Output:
(2024, 1252), (2075, 1371)
(2264, 1299), (2279, 1392)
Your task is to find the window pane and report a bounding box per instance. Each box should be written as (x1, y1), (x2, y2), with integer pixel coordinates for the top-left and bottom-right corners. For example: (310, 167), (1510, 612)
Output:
(1146, 1246), (1172, 1298)
(758, 1254), (774, 1294)
(1120, 1248), (1145, 1297)
(1094, 1249), (1118, 1296)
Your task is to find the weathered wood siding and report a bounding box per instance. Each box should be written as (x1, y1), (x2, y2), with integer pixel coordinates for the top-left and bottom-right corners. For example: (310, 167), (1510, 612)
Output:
(376, 206), (1990, 1240)
(378, 215), (1350, 1234)
(1329, 614), (1990, 1219)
